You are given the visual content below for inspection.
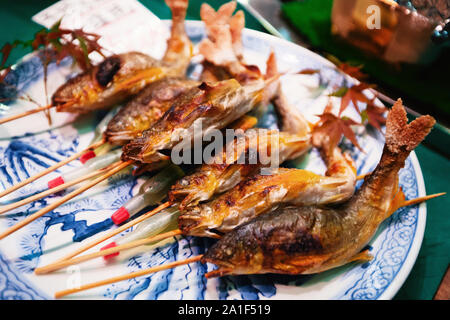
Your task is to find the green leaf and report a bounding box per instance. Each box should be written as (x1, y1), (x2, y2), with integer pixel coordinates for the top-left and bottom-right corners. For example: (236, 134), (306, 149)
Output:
(329, 86), (348, 97)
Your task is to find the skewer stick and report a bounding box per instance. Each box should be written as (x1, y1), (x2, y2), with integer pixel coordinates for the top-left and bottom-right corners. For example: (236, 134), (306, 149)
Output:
(0, 161), (119, 215)
(0, 104), (54, 125)
(0, 138), (107, 199)
(35, 229), (183, 275)
(54, 254), (202, 299)
(0, 160), (132, 240)
(55, 201), (172, 262)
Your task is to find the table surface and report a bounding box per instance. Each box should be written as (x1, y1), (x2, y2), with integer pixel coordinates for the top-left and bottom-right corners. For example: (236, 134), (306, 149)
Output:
(0, 0), (448, 300)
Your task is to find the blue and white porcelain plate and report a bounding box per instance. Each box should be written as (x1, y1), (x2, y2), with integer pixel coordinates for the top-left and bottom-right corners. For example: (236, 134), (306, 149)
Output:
(0, 21), (426, 300)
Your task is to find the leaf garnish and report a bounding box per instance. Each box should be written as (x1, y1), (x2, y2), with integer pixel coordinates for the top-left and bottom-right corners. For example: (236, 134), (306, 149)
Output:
(1, 20), (105, 84)
(313, 104), (363, 154)
(330, 83), (373, 116)
(362, 100), (387, 131)
(297, 68), (320, 75)
(337, 62), (368, 80)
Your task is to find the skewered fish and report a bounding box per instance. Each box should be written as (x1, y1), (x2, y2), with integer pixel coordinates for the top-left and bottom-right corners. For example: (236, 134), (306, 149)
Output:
(202, 100), (435, 277)
(169, 128), (311, 209)
(121, 78), (268, 163)
(104, 77), (199, 145)
(52, 0), (192, 114)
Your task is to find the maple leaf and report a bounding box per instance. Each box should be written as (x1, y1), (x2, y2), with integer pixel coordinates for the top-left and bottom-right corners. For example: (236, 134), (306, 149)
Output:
(313, 110), (363, 154)
(337, 62), (368, 80)
(1, 20), (105, 84)
(361, 100), (387, 131)
(331, 83), (373, 116)
(297, 68), (320, 75)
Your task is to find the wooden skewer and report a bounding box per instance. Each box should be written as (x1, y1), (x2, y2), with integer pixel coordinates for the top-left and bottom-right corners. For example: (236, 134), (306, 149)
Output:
(35, 229), (183, 275)
(0, 160), (132, 240)
(55, 201), (172, 263)
(0, 138), (107, 199)
(0, 161), (119, 215)
(54, 254), (203, 299)
(0, 104), (54, 125)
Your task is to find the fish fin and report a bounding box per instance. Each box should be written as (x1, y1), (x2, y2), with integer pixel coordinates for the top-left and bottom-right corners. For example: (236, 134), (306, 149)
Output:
(349, 249), (373, 263)
(386, 186), (405, 218)
(389, 192), (446, 217)
(229, 115), (258, 131)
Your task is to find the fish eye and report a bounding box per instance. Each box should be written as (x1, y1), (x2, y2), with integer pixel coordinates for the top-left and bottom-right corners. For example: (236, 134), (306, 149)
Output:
(96, 56), (122, 87)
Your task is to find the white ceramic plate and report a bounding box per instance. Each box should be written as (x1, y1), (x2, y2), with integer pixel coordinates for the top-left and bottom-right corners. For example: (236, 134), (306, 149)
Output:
(0, 21), (426, 300)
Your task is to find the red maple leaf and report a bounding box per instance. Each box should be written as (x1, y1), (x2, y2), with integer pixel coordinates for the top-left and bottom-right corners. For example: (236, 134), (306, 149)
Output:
(331, 83), (373, 116)
(297, 68), (320, 75)
(337, 63), (368, 80)
(313, 110), (363, 154)
(362, 101), (387, 131)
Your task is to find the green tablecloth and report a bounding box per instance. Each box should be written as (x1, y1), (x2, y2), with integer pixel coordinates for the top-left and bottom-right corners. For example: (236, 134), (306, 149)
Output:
(0, 0), (448, 300)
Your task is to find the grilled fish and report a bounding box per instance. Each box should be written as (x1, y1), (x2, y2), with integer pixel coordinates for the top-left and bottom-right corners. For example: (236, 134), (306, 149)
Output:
(202, 100), (435, 277)
(52, 0), (192, 114)
(104, 77), (199, 145)
(169, 128), (311, 209)
(121, 78), (267, 163)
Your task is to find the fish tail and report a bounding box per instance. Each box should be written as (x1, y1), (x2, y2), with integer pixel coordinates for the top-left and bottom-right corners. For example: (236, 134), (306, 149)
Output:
(165, 0), (188, 30)
(163, 0), (192, 67)
(385, 99), (435, 157)
(354, 100), (435, 213)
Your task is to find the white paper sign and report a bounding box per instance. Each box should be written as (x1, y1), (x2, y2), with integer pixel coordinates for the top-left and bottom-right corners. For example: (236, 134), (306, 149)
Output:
(32, 0), (170, 60)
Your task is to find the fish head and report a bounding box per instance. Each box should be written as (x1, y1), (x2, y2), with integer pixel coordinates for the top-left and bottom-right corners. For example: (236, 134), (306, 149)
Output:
(201, 224), (264, 278)
(52, 52), (162, 113)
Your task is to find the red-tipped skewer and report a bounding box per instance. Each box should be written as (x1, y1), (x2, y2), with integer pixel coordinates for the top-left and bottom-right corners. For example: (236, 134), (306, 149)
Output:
(0, 138), (107, 199)
(0, 104), (54, 125)
(0, 160), (133, 240)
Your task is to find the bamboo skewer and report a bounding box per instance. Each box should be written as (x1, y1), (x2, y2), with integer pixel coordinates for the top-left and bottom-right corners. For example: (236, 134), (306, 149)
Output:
(35, 229), (183, 275)
(55, 201), (172, 262)
(0, 138), (107, 199)
(54, 254), (203, 299)
(0, 104), (54, 125)
(0, 161), (119, 215)
(0, 160), (133, 240)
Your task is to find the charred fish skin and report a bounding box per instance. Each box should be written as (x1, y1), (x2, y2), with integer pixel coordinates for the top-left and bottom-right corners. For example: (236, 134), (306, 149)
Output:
(169, 129), (311, 209)
(104, 78), (199, 145)
(52, 52), (162, 114)
(52, 0), (192, 114)
(178, 144), (353, 238)
(201, 205), (342, 277)
(203, 100), (436, 278)
(121, 79), (265, 163)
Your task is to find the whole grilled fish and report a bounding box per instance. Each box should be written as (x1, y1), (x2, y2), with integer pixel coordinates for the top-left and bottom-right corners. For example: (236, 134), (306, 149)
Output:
(121, 78), (266, 163)
(52, 0), (192, 114)
(202, 100), (435, 277)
